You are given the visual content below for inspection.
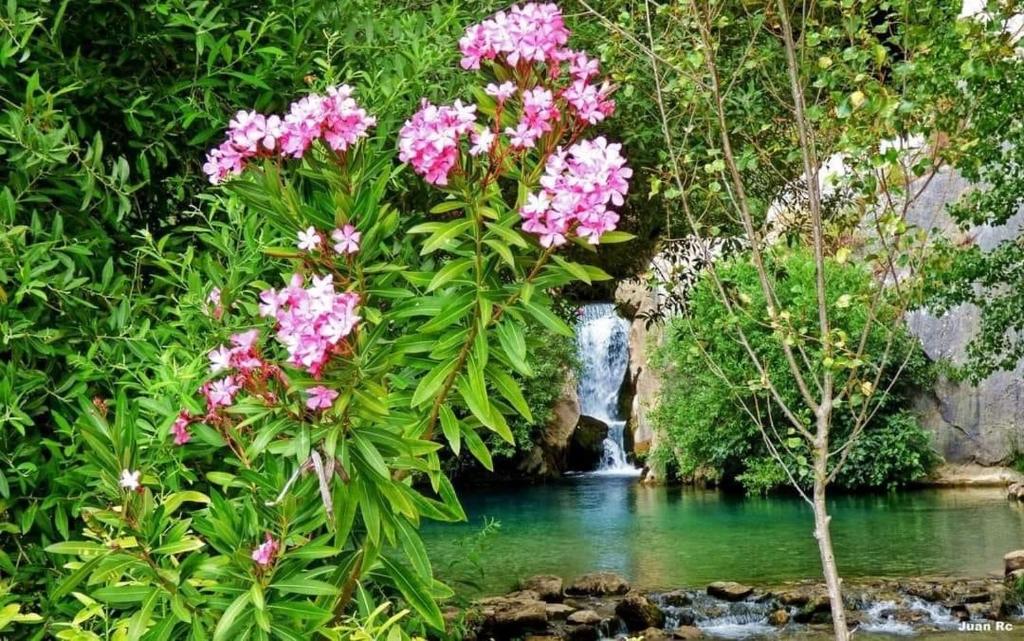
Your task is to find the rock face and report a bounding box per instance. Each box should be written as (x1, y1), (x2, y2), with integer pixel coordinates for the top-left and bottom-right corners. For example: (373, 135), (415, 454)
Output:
(903, 169), (1024, 466)
(517, 377), (581, 478)
(1004, 550), (1024, 575)
(615, 591), (666, 631)
(477, 592), (549, 639)
(566, 415), (609, 471)
(614, 280), (665, 479)
(566, 572), (631, 596)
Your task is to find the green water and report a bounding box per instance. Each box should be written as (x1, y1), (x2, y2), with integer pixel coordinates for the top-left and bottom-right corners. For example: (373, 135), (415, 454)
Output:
(422, 478), (1024, 596)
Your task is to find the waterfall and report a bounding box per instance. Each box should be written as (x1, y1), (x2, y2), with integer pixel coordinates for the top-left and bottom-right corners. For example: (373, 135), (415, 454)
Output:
(575, 303), (641, 476)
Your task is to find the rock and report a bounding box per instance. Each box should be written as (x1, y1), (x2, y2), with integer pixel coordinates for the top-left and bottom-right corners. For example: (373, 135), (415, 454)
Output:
(1009, 482), (1024, 500)
(1005, 550), (1024, 575)
(615, 591), (666, 631)
(520, 575), (565, 603)
(526, 637), (563, 641)
(659, 590), (692, 607)
(477, 594), (549, 639)
(639, 628), (671, 641)
(768, 609), (790, 626)
(546, 603), (575, 620)
(707, 581), (753, 601)
(566, 610), (603, 625)
(567, 626), (599, 641)
(902, 169), (1024, 467)
(566, 572), (631, 596)
(566, 416), (610, 471)
(670, 626), (703, 640)
(926, 464), (1024, 487)
(614, 280), (664, 467)
(950, 604), (971, 622)
(518, 376), (580, 478)
(1007, 568), (1024, 585)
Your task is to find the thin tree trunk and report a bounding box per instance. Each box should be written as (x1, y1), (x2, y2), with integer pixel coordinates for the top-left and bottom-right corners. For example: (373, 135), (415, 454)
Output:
(812, 412), (850, 641)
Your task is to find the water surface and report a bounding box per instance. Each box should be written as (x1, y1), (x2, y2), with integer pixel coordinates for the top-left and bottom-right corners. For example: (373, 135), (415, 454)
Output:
(422, 478), (1024, 595)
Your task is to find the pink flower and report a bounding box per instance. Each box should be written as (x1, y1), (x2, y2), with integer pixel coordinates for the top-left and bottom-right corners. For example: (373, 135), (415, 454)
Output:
(485, 81), (516, 103)
(209, 345), (234, 373)
(297, 226), (321, 252)
(331, 224), (361, 255)
(251, 533), (279, 567)
(204, 376), (240, 409)
(231, 329), (261, 351)
(470, 128), (496, 156)
(505, 122), (540, 149)
(519, 137), (631, 246)
(563, 80), (616, 125)
(259, 274), (361, 375)
(398, 99), (477, 185)
(119, 469), (141, 492)
(171, 411), (192, 445)
(206, 287), (224, 320)
(458, 3), (570, 70)
(306, 385), (339, 410)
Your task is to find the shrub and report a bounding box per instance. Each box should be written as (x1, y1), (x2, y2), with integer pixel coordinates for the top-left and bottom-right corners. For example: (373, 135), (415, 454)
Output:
(25, 4), (634, 639)
(652, 249), (935, 493)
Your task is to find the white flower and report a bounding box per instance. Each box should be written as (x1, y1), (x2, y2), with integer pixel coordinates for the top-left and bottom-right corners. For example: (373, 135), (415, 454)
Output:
(119, 469), (141, 492)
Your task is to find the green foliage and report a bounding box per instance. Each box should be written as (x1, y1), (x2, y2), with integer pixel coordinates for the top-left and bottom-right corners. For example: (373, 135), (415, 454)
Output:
(653, 249), (935, 493)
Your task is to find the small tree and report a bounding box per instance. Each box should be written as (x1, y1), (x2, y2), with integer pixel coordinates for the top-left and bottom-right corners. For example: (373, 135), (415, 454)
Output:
(578, 1), (1014, 638)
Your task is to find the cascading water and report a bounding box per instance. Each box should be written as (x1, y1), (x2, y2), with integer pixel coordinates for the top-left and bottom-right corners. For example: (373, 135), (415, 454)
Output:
(575, 303), (641, 476)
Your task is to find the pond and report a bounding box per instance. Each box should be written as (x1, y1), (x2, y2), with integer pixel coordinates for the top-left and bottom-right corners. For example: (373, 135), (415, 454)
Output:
(421, 477), (1024, 596)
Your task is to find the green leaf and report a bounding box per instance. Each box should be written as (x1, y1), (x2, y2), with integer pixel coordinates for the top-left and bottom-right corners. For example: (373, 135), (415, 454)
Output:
(380, 556), (444, 631)
(270, 578), (339, 596)
(429, 200), (467, 214)
(523, 300), (574, 337)
(411, 360), (457, 407)
(495, 320), (531, 376)
(487, 366), (533, 422)
(213, 591), (251, 641)
(461, 427), (493, 471)
(45, 541), (108, 556)
(92, 585), (154, 605)
(427, 258), (474, 292)
(439, 406), (461, 456)
(596, 231), (635, 244)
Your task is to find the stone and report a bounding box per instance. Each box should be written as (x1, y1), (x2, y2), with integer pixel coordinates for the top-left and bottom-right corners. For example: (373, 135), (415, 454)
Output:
(520, 575), (565, 603)
(638, 627), (671, 641)
(670, 626), (703, 640)
(1009, 482), (1024, 500)
(659, 590), (692, 607)
(615, 591), (666, 631)
(526, 637), (563, 641)
(566, 610), (603, 625)
(768, 609), (790, 626)
(950, 604), (971, 622)
(566, 416), (610, 471)
(477, 594), (549, 639)
(566, 572), (631, 596)
(545, 603), (576, 620)
(706, 581), (753, 601)
(517, 376), (581, 478)
(567, 626), (599, 641)
(1005, 550), (1024, 575)
(614, 280), (664, 470)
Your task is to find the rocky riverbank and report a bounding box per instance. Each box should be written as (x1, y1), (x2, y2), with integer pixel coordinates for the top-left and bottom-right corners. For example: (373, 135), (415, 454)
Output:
(461, 571), (1024, 640)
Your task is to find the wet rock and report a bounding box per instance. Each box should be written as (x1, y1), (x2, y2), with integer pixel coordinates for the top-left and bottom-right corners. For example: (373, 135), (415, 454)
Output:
(659, 590), (692, 607)
(526, 636), (563, 641)
(638, 628), (671, 641)
(706, 581), (753, 601)
(520, 575), (565, 603)
(1005, 549), (1024, 575)
(892, 608), (927, 624)
(567, 416), (610, 471)
(545, 603), (576, 620)
(566, 572), (631, 596)
(477, 594), (549, 639)
(567, 625), (600, 641)
(951, 604), (971, 622)
(670, 626), (703, 640)
(615, 591), (666, 631)
(566, 609), (603, 626)
(1009, 482), (1024, 501)
(768, 609), (791, 626)
(902, 581), (949, 603)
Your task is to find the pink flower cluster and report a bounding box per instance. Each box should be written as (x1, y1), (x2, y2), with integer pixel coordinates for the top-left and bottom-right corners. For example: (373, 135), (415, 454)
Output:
(459, 3), (570, 70)
(203, 85), (376, 184)
(295, 224), (361, 255)
(259, 274), (361, 376)
(521, 137), (632, 246)
(398, 100), (477, 185)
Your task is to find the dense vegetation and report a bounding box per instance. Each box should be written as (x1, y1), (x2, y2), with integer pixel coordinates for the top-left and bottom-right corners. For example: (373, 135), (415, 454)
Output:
(653, 250), (937, 493)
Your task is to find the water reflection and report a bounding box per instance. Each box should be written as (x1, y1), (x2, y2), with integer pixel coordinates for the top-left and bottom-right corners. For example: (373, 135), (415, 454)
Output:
(421, 479), (1024, 595)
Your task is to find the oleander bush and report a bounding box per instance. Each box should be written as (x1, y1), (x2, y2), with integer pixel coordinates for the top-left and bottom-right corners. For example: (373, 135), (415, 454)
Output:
(1, 2), (635, 639)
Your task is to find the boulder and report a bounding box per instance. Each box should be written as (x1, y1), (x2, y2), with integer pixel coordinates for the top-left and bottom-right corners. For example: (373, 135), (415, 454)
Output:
(566, 572), (631, 596)
(566, 416), (609, 471)
(707, 581), (753, 601)
(671, 626), (704, 640)
(518, 377), (580, 477)
(615, 591), (666, 631)
(639, 627), (671, 641)
(768, 609), (791, 626)
(545, 603), (575, 620)
(1006, 550), (1024, 575)
(477, 594), (549, 639)
(567, 626), (600, 641)
(659, 590), (692, 607)
(1010, 482), (1024, 500)
(566, 610), (603, 625)
(520, 575), (565, 603)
